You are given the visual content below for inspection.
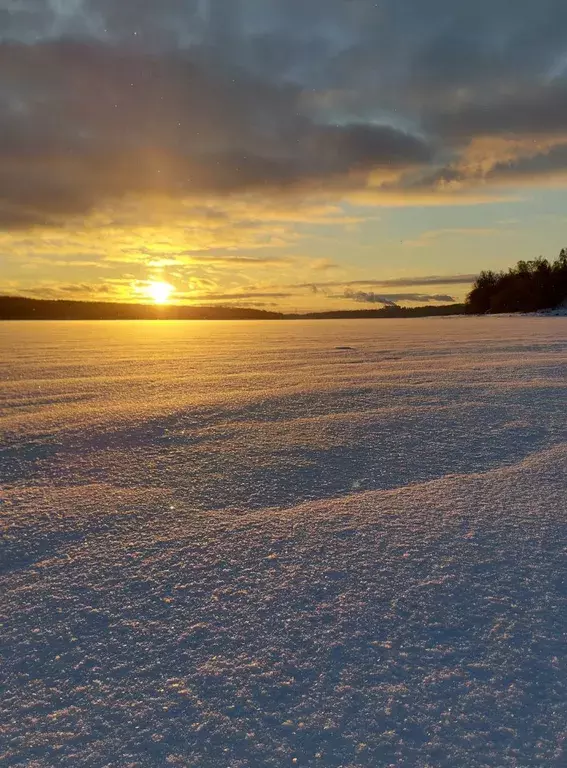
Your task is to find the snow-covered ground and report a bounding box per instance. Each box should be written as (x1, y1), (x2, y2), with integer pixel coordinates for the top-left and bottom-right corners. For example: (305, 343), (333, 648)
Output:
(1, 317), (566, 767)
(534, 308), (567, 317)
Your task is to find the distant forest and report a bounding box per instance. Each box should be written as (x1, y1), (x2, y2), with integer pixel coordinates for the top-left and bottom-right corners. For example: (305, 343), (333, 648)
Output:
(294, 304), (465, 319)
(0, 297), (282, 321)
(0, 296), (464, 321)
(465, 249), (567, 314)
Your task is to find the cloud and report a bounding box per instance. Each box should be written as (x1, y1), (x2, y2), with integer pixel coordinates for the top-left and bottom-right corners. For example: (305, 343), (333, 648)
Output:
(118, 246), (293, 268)
(8, 0), (567, 232)
(295, 274), (476, 290)
(309, 258), (340, 271)
(6, 280), (124, 301)
(429, 85), (567, 141)
(0, 36), (431, 228)
(189, 291), (294, 302)
(343, 289), (455, 305)
(404, 134), (567, 194)
(361, 275), (475, 288)
(5, 0), (567, 312)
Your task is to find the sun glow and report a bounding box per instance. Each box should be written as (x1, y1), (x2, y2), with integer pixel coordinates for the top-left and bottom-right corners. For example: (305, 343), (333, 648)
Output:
(146, 281), (174, 304)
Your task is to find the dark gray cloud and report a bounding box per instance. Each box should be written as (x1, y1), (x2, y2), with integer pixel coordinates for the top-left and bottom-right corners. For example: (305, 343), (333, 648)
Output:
(2, 0), (567, 228)
(297, 275), (476, 290)
(0, 36), (431, 226)
(344, 290), (455, 306)
(430, 85), (567, 140)
(362, 275), (475, 288)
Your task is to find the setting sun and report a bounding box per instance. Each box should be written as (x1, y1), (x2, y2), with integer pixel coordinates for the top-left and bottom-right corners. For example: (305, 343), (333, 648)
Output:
(146, 281), (174, 305)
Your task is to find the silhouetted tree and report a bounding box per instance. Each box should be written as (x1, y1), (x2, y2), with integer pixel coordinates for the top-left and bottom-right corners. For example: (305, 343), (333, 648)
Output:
(466, 250), (567, 314)
(466, 270), (501, 314)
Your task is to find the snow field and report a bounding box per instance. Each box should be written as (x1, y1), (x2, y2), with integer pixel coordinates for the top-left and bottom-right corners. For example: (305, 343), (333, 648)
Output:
(1, 317), (566, 767)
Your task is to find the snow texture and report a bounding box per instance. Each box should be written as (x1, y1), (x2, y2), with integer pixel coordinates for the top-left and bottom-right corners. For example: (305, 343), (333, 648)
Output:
(1, 317), (566, 767)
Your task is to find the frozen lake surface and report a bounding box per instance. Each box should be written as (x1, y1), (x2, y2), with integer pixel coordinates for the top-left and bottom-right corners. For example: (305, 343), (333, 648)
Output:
(1, 317), (566, 767)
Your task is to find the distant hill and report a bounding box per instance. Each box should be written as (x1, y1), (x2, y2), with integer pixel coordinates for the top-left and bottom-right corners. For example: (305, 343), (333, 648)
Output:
(0, 296), (283, 321)
(0, 295), (466, 321)
(286, 304), (466, 319)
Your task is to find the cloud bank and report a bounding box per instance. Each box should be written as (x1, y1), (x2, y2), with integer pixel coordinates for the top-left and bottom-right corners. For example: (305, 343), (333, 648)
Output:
(344, 290), (455, 306)
(2, 0), (567, 230)
(4, 0), (567, 307)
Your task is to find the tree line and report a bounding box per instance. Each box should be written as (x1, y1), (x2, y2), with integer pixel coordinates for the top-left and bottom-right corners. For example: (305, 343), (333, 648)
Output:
(290, 304), (465, 319)
(466, 249), (567, 314)
(0, 297), (283, 321)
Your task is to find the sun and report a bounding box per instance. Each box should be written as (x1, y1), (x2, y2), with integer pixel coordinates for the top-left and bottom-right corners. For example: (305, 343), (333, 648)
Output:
(146, 281), (174, 305)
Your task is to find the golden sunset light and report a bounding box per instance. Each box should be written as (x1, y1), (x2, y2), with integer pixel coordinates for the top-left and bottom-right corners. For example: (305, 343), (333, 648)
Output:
(146, 281), (174, 305)
(2, 0), (567, 312)
(1, 2), (567, 766)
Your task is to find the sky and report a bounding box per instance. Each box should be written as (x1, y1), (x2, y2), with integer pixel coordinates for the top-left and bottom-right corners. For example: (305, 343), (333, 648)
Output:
(3, 0), (567, 311)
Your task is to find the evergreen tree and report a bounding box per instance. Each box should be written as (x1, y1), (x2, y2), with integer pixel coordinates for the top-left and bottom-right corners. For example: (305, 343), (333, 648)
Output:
(466, 250), (567, 314)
